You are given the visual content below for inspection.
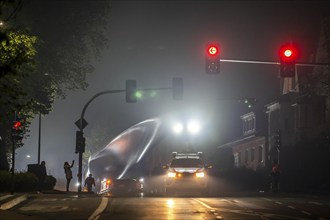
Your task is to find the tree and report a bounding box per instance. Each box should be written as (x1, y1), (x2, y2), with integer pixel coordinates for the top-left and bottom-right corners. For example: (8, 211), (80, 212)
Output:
(0, 30), (38, 170)
(0, 0), (111, 170)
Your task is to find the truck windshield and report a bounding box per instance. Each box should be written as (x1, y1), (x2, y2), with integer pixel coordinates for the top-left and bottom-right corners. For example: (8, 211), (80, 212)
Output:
(170, 158), (204, 168)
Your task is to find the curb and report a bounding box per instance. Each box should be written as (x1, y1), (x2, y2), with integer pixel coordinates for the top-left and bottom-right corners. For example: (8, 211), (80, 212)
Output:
(0, 194), (27, 210)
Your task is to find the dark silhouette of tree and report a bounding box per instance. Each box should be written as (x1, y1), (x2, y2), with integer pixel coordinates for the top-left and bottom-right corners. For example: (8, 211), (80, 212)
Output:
(0, 0), (111, 170)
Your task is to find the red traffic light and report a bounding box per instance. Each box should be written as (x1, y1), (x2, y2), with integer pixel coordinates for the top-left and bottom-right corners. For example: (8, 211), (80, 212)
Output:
(13, 121), (22, 130)
(279, 44), (298, 61)
(283, 49), (293, 58)
(206, 44), (220, 56)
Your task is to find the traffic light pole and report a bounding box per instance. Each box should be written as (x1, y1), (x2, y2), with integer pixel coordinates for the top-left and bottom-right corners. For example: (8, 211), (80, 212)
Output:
(76, 89), (125, 193)
(10, 111), (17, 195)
(75, 83), (179, 192)
(220, 59), (329, 95)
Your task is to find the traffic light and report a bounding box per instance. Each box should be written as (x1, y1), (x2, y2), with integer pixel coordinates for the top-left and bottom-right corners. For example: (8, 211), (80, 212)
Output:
(126, 80), (137, 103)
(274, 129), (281, 150)
(205, 43), (220, 74)
(172, 77), (183, 100)
(279, 44), (298, 77)
(75, 131), (85, 153)
(12, 117), (24, 141)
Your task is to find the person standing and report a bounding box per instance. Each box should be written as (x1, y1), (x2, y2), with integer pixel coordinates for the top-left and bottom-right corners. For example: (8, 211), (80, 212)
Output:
(270, 159), (281, 192)
(64, 160), (74, 192)
(84, 173), (96, 193)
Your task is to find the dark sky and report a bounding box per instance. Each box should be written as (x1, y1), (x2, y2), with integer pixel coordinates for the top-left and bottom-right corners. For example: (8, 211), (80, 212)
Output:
(15, 0), (329, 185)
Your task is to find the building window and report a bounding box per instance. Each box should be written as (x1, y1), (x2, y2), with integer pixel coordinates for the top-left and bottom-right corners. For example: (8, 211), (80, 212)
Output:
(250, 148), (255, 162)
(242, 114), (256, 136)
(245, 150), (249, 163)
(238, 152), (241, 165)
(258, 145), (263, 162)
(234, 153), (239, 167)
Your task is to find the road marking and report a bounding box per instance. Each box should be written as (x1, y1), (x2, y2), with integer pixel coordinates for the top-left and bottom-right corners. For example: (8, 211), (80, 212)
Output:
(287, 205), (296, 209)
(88, 197), (108, 220)
(193, 199), (223, 220)
(193, 199), (213, 209)
(275, 201), (283, 205)
(301, 211), (312, 216)
(308, 201), (323, 206)
(0, 195), (27, 210)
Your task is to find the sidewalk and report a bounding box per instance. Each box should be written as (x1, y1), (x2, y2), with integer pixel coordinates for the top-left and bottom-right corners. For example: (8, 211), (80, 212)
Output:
(0, 190), (98, 220)
(0, 193), (33, 220)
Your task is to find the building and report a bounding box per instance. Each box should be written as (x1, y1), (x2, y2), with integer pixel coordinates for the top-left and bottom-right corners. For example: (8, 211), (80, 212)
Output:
(218, 108), (268, 171)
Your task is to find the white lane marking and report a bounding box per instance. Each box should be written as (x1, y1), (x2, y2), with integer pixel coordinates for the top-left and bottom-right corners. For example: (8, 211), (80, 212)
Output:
(262, 198), (272, 202)
(308, 201), (323, 206)
(301, 211), (312, 216)
(287, 205), (296, 209)
(193, 199), (213, 209)
(88, 197), (108, 220)
(193, 199), (223, 220)
(275, 202), (283, 205)
(0, 195), (27, 210)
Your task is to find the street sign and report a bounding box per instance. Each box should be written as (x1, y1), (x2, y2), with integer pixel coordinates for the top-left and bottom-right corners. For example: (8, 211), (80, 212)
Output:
(75, 118), (88, 130)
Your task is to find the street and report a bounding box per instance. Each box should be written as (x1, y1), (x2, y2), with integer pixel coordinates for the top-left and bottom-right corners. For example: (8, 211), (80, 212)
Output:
(1, 193), (330, 220)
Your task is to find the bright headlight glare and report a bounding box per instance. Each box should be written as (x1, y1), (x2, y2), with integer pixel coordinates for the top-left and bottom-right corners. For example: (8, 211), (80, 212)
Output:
(173, 122), (183, 134)
(187, 120), (200, 134)
(195, 172), (205, 178)
(167, 172), (176, 178)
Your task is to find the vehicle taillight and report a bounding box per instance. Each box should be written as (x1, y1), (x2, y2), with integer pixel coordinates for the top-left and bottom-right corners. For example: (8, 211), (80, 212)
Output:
(106, 179), (111, 188)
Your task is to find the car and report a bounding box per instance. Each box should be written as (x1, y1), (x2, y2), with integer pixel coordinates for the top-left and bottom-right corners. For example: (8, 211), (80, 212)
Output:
(163, 152), (212, 196)
(100, 178), (143, 196)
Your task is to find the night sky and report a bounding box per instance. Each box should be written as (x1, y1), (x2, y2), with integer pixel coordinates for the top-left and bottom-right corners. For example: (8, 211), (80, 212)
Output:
(15, 1), (329, 186)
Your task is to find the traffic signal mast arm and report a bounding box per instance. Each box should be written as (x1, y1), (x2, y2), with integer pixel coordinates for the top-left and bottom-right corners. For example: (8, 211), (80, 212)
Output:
(219, 58), (330, 67)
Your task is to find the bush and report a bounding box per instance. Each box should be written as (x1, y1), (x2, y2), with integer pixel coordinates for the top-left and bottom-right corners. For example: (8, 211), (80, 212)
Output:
(43, 175), (57, 190)
(14, 172), (39, 192)
(0, 171), (58, 192)
(0, 171), (11, 192)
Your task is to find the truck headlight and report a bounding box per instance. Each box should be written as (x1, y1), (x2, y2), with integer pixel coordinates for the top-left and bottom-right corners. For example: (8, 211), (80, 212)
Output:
(195, 172), (205, 178)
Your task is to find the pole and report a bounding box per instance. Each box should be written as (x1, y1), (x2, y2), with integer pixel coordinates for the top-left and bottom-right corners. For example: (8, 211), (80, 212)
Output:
(10, 140), (15, 195)
(78, 143), (83, 193)
(75, 87), (173, 192)
(38, 112), (41, 164)
(76, 89), (125, 193)
(10, 111), (16, 195)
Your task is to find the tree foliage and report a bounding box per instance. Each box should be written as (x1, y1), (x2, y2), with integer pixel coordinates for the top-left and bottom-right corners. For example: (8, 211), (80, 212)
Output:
(0, 0), (111, 170)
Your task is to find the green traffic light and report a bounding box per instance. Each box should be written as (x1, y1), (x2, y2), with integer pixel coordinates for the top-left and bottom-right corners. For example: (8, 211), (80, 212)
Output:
(135, 91), (143, 99)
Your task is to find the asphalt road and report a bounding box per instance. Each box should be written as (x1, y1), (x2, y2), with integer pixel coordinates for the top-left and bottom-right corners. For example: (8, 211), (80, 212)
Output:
(1, 193), (330, 220)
